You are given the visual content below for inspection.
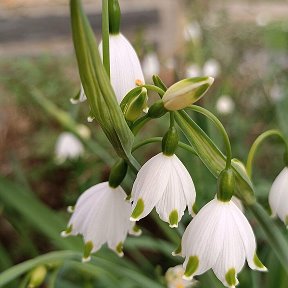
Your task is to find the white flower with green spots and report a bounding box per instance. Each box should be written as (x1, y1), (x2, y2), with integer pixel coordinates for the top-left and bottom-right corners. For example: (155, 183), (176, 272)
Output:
(180, 198), (267, 288)
(269, 167), (288, 226)
(72, 33), (144, 104)
(61, 182), (140, 262)
(130, 153), (196, 227)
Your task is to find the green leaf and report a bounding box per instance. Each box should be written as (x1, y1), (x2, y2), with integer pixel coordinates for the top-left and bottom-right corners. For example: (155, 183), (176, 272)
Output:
(70, 0), (138, 170)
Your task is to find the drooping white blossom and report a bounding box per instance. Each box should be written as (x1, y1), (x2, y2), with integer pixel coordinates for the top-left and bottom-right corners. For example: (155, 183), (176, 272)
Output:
(55, 132), (84, 164)
(130, 153), (196, 227)
(142, 52), (160, 81)
(73, 34), (144, 104)
(181, 198), (266, 287)
(216, 95), (235, 115)
(269, 167), (288, 226)
(165, 265), (197, 288)
(62, 182), (139, 261)
(183, 21), (202, 42)
(185, 64), (201, 78)
(203, 59), (221, 78)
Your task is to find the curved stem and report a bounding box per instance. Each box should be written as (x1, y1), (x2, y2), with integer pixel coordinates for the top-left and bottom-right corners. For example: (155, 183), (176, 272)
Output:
(102, 0), (110, 77)
(186, 105), (232, 169)
(132, 137), (197, 155)
(246, 129), (288, 178)
(130, 114), (152, 135)
(138, 84), (165, 97)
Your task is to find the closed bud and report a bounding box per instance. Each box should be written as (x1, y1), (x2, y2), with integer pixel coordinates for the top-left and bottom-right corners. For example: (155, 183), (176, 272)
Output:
(217, 168), (235, 202)
(163, 77), (214, 111)
(109, 159), (128, 188)
(148, 100), (167, 118)
(162, 127), (179, 156)
(124, 88), (148, 122)
(28, 265), (47, 288)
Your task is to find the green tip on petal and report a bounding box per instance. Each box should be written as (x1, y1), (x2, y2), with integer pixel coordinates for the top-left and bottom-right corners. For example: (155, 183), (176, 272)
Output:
(172, 242), (182, 257)
(183, 256), (199, 280)
(253, 254), (268, 271)
(192, 202), (198, 216)
(60, 224), (73, 237)
(67, 206), (75, 213)
(131, 224), (142, 236)
(130, 199), (144, 221)
(82, 241), (93, 263)
(169, 210), (179, 228)
(115, 242), (124, 257)
(225, 268), (237, 287)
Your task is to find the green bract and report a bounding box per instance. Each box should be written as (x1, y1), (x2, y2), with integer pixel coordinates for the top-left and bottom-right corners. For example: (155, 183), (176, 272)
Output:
(163, 77), (214, 111)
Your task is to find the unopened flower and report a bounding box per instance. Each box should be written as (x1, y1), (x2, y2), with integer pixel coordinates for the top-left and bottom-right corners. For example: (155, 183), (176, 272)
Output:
(216, 95), (235, 115)
(62, 182), (139, 261)
(73, 34), (144, 104)
(142, 52), (160, 81)
(130, 153), (196, 227)
(269, 167), (288, 226)
(203, 59), (221, 78)
(166, 265), (197, 288)
(55, 132), (84, 163)
(181, 198), (266, 287)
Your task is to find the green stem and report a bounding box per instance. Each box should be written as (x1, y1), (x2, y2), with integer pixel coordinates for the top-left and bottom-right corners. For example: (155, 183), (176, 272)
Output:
(186, 105), (232, 169)
(246, 129), (288, 178)
(132, 137), (197, 155)
(131, 114), (152, 135)
(102, 0), (110, 77)
(138, 84), (165, 97)
(169, 112), (175, 127)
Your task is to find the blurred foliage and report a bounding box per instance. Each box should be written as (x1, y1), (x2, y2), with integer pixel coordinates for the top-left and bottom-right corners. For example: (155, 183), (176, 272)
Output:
(1, 0), (288, 287)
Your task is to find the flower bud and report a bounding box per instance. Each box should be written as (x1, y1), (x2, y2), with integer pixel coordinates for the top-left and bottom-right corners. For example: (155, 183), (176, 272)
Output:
(163, 77), (214, 111)
(124, 88), (148, 122)
(217, 168), (235, 202)
(148, 100), (167, 118)
(108, 0), (121, 34)
(162, 127), (179, 156)
(109, 159), (128, 188)
(28, 265), (47, 288)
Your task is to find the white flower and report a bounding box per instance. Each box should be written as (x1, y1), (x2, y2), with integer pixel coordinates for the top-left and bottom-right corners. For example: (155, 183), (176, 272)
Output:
(269, 167), (288, 226)
(203, 59), (221, 78)
(270, 84), (284, 103)
(55, 132), (84, 163)
(165, 265), (197, 288)
(181, 198), (267, 287)
(216, 95), (235, 115)
(231, 196), (244, 212)
(130, 153), (196, 227)
(142, 52), (160, 81)
(183, 21), (202, 42)
(185, 64), (201, 78)
(62, 182), (139, 261)
(73, 34), (144, 104)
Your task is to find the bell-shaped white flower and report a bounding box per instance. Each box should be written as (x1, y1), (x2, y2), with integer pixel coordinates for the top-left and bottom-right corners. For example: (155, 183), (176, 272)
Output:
(181, 198), (266, 287)
(216, 95), (235, 115)
(185, 64), (201, 78)
(142, 52), (160, 81)
(183, 21), (202, 43)
(130, 153), (196, 227)
(269, 167), (288, 226)
(203, 59), (221, 78)
(62, 182), (139, 261)
(165, 265), (197, 288)
(73, 34), (144, 104)
(55, 132), (84, 163)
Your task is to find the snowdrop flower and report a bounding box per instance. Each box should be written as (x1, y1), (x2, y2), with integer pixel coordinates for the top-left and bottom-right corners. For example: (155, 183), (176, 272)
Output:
(269, 167), (288, 226)
(62, 182), (139, 261)
(185, 64), (201, 78)
(216, 95), (235, 115)
(203, 59), (221, 78)
(130, 153), (196, 227)
(270, 84), (284, 103)
(72, 34), (144, 104)
(232, 196), (244, 212)
(183, 21), (202, 42)
(180, 198), (267, 287)
(166, 265), (197, 288)
(55, 132), (84, 163)
(142, 52), (160, 81)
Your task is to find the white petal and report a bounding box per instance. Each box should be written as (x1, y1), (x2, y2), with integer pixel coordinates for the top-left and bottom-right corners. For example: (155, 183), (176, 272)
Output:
(269, 167), (288, 218)
(131, 153), (171, 220)
(212, 203), (245, 287)
(182, 199), (225, 277)
(99, 34), (144, 103)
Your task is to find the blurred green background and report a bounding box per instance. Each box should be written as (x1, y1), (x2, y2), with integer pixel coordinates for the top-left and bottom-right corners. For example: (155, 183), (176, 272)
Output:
(0, 0), (288, 287)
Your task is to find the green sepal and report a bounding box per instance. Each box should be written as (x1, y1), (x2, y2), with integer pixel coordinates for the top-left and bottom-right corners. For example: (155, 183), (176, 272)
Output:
(108, 159), (128, 188)
(70, 0), (138, 169)
(148, 100), (167, 118)
(175, 111), (255, 204)
(108, 0), (121, 34)
(162, 127), (179, 156)
(217, 168), (235, 202)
